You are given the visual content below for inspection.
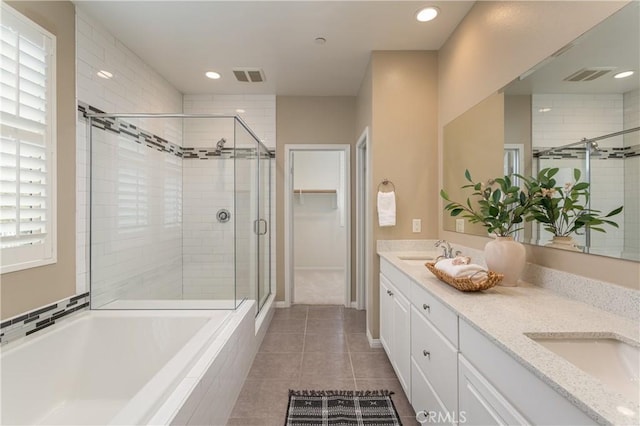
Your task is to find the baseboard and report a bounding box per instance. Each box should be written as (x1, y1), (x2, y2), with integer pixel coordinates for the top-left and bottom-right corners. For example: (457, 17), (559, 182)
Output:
(274, 301), (290, 308)
(350, 301), (358, 309)
(366, 328), (383, 348)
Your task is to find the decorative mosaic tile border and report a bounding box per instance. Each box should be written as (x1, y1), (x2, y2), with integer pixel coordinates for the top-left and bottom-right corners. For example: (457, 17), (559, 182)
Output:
(534, 144), (639, 160)
(0, 292), (90, 345)
(78, 102), (275, 159)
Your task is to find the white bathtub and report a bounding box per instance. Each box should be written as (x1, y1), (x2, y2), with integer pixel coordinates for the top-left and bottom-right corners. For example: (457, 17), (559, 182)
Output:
(0, 302), (260, 425)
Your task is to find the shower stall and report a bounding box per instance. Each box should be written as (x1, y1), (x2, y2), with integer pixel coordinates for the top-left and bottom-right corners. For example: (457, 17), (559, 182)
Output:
(532, 126), (639, 258)
(87, 113), (271, 312)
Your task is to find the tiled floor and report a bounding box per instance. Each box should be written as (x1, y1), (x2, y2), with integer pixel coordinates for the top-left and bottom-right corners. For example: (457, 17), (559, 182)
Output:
(227, 305), (419, 426)
(294, 269), (346, 305)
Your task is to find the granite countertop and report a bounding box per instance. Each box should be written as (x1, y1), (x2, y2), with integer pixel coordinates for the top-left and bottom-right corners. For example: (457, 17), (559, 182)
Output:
(378, 248), (639, 426)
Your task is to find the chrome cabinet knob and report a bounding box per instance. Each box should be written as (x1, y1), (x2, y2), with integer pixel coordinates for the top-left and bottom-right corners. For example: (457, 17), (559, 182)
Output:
(423, 350), (430, 359)
(422, 303), (430, 312)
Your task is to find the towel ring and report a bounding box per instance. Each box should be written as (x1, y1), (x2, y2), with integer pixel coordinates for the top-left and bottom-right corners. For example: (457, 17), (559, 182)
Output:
(378, 179), (395, 192)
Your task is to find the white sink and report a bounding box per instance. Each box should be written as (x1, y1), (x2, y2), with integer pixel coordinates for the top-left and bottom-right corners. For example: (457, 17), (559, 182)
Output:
(527, 334), (640, 404)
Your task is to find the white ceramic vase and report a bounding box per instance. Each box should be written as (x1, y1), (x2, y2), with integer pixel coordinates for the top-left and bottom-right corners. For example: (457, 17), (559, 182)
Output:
(484, 236), (526, 287)
(545, 236), (581, 252)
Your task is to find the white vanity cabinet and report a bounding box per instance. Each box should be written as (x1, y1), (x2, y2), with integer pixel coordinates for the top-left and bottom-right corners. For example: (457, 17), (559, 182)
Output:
(379, 259), (411, 397)
(378, 255), (599, 426)
(459, 320), (597, 426)
(410, 282), (459, 425)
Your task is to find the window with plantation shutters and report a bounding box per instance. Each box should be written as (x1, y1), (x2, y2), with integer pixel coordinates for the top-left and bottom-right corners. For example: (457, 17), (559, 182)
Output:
(1, 3), (56, 274)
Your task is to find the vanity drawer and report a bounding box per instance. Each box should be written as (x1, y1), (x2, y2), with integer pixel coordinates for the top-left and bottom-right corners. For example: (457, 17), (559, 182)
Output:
(411, 357), (453, 426)
(411, 306), (458, 413)
(410, 282), (458, 347)
(380, 257), (410, 296)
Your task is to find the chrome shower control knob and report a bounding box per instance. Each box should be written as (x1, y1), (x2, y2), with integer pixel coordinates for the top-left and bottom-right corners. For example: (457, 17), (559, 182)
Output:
(216, 209), (231, 223)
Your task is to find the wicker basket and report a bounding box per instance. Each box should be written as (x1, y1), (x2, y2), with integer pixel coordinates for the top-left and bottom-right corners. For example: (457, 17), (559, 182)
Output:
(425, 262), (502, 292)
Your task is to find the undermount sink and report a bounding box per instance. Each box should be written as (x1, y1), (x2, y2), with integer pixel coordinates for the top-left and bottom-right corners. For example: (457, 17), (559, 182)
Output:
(527, 333), (640, 404)
(396, 252), (437, 266)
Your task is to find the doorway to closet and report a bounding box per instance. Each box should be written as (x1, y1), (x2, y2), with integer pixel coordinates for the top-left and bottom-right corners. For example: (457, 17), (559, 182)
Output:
(284, 145), (351, 306)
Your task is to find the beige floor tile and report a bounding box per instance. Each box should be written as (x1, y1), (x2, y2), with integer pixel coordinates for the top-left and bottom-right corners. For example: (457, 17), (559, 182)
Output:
(259, 333), (305, 353)
(307, 305), (345, 319)
(346, 333), (383, 352)
(227, 417), (283, 426)
(305, 318), (345, 334)
(296, 377), (357, 391)
(272, 305), (308, 320)
(267, 318), (307, 334)
(343, 315), (367, 333)
(229, 378), (297, 419)
(300, 352), (353, 379)
(401, 416), (422, 425)
(350, 352), (397, 379)
(304, 333), (348, 352)
(247, 352), (302, 379)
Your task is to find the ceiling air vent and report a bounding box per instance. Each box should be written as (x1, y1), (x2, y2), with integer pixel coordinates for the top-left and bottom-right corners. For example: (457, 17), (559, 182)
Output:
(563, 67), (615, 82)
(233, 68), (265, 83)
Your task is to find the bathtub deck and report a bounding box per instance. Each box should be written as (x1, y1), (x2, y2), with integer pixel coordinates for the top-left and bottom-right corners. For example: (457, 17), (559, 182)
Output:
(38, 399), (126, 425)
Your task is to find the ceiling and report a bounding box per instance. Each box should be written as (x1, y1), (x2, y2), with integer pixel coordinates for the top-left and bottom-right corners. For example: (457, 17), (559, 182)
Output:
(74, 1), (475, 96)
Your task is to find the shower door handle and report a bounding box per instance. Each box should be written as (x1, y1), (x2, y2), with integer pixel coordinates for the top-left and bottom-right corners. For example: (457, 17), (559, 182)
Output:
(254, 219), (268, 235)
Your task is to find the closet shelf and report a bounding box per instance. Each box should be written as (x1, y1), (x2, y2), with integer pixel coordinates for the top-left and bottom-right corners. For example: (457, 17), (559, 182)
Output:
(292, 189), (337, 194)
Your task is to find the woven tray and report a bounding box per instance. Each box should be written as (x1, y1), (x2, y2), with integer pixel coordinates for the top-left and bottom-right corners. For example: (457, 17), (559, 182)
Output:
(425, 262), (502, 292)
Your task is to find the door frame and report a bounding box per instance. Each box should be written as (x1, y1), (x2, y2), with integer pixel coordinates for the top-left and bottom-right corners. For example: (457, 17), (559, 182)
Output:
(355, 128), (370, 311)
(284, 144), (351, 307)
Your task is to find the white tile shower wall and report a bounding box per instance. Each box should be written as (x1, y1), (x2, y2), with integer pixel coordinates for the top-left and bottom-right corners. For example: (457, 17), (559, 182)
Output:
(183, 95), (276, 302)
(182, 159), (235, 300)
(623, 89), (639, 260)
(532, 94), (625, 256)
(183, 95), (276, 150)
(75, 8), (184, 295)
(532, 94), (623, 149)
(90, 131), (183, 307)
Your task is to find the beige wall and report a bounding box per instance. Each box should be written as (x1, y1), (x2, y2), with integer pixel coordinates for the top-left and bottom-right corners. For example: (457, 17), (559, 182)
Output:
(275, 96), (357, 302)
(1, 1), (77, 320)
(365, 51), (439, 338)
(438, 0), (639, 290)
(443, 93), (504, 236)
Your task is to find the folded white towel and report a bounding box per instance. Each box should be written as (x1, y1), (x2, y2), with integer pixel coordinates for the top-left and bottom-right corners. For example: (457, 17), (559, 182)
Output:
(377, 191), (396, 227)
(435, 258), (486, 279)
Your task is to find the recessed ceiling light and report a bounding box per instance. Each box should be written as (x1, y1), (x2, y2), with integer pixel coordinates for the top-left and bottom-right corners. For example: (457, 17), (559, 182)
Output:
(539, 107), (552, 113)
(314, 37), (327, 45)
(205, 71), (221, 80)
(416, 7), (439, 22)
(236, 109), (245, 114)
(613, 70), (634, 79)
(97, 70), (113, 79)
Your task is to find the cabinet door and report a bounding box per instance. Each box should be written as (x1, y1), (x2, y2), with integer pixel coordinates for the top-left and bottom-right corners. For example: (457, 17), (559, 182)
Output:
(392, 289), (411, 397)
(458, 355), (530, 426)
(379, 274), (393, 355)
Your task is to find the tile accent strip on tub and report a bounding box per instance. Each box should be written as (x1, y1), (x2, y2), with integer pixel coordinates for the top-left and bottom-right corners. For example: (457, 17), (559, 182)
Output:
(78, 102), (276, 159)
(0, 292), (90, 345)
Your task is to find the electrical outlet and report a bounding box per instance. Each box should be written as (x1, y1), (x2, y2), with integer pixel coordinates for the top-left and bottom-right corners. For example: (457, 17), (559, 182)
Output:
(456, 219), (465, 233)
(412, 219), (421, 233)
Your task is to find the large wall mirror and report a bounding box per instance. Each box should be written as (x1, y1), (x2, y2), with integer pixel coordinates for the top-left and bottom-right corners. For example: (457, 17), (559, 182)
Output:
(443, 1), (639, 262)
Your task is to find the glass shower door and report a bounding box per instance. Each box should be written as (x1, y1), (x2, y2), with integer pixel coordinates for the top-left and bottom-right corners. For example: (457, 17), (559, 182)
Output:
(257, 145), (271, 310)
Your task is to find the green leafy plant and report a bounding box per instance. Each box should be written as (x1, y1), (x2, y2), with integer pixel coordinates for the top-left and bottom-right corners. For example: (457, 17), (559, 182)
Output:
(440, 170), (537, 237)
(523, 167), (623, 237)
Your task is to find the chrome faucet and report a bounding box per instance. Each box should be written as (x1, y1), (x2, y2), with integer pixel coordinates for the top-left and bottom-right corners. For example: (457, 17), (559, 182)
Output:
(435, 239), (461, 259)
